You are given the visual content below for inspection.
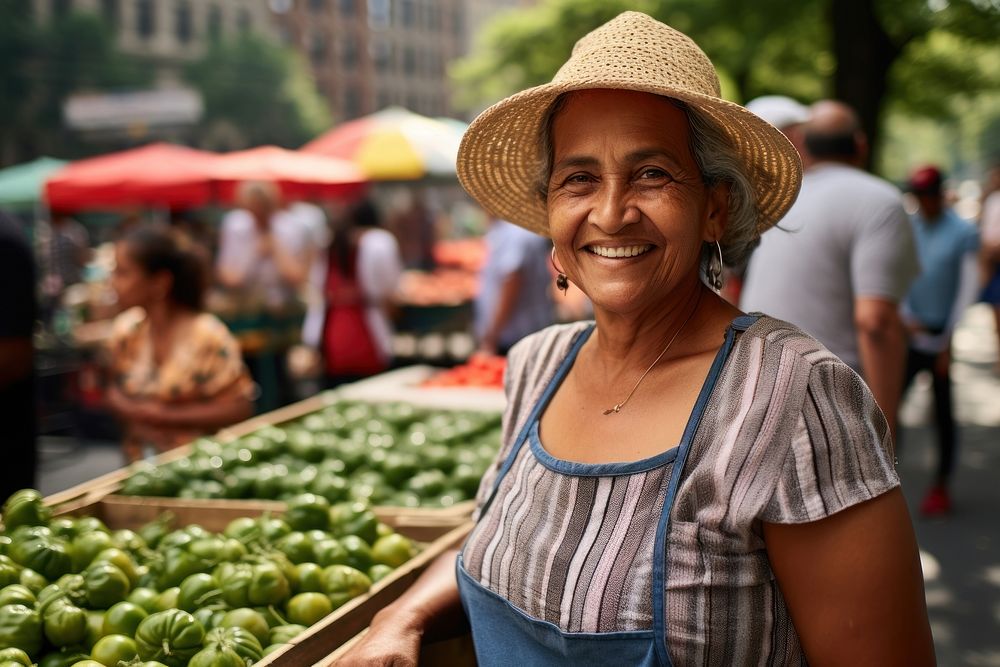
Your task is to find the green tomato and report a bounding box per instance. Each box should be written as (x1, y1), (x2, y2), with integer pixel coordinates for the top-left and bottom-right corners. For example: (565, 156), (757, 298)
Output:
(42, 601), (87, 647)
(1, 490), (51, 531)
(339, 535), (374, 571)
(217, 608), (268, 648)
(70, 533), (114, 572)
(154, 587), (180, 612)
(308, 475), (349, 504)
(292, 563), (324, 594)
(47, 518), (77, 541)
(109, 529), (147, 554)
(82, 610), (105, 650)
(320, 565), (371, 610)
(17, 569), (46, 595)
(327, 503), (378, 544)
(83, 563), (130, 609)
(246, 563), (289, 607)
(176, 574), (221, 613)
(203, 626), (263, 663)
(367, 564), (393, 583)
(155, 548), (209, 590)
(371, 533), (415, 568)
(0, 604), (41, 658)
(126, 587), (160, 615)
(0, 648), (31, 666)
(312, 538), (349, 568)
(256, 517), (291, 542)
(134, 609), (205, 667)
(284, 494), (331, 532)
(187, 645), (245, 667)
(68, 661), (105, 667)
(37, 650), (91, 667)
(102, 601), (148, 637)
(0, 585), (35, 608)
(262, 643), (290, 656)
(222, 518), (259, 545)
(285, 592), (332, 626)
(90, 634), (138, 667)
(191, 608), (225, 632)
(268, 623), (306, 645)
(274, 532), (314, 565)
(72, 517), (109, 535)
(89, 548), (140, 587)
(0, 563), (19, 591)
(9, 536), (72, 581)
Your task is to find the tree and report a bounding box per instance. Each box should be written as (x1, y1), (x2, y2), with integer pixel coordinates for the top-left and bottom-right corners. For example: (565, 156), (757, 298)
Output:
(0, 5), (151, 165)
(183, 36), (331, 150)
(451, 0), (1000, 166)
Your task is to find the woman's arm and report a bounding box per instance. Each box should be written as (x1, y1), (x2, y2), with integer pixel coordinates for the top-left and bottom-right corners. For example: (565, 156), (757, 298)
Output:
(329, 549), (465, 666)
(764, 488), (935, 666)
(132, 383), (253, 431)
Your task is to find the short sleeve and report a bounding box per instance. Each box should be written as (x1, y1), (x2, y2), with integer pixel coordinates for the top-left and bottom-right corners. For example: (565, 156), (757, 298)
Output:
(850, 201), (919, 302)
(105, 308), (146, 378)
(962, 224), (980, 254)
(761, 360), (899, 524)
(188, 315), (255, 400)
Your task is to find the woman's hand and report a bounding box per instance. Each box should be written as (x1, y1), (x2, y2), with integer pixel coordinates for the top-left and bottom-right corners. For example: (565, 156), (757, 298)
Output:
(327, 609), (423, 666)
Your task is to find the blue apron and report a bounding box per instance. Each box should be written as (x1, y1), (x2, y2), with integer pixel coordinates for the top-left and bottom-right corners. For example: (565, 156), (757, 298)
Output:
(458, 315), (757, 666)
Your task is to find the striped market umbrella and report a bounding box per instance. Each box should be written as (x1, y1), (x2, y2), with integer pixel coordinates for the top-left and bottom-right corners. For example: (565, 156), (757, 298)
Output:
(301, 107), (467, 181)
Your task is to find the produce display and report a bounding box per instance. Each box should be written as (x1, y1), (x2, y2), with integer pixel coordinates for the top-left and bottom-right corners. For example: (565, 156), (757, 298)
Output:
(420, 356), (506, 389)
(0, 489), (418, 666)
(120, 401), (502, 508)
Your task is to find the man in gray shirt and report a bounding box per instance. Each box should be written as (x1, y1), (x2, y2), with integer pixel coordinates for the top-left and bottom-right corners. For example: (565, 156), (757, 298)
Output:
(741, 100), (919, 438)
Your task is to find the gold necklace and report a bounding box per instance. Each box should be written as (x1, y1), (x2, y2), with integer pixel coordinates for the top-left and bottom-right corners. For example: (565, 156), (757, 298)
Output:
(603, 291), (702, 415)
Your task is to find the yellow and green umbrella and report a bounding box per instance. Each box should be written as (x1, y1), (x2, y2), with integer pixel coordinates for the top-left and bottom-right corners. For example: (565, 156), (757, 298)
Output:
(301, 107), (467, 181)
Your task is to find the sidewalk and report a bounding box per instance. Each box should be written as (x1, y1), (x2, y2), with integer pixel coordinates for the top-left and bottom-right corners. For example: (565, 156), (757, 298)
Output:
(899, 304), (1000, 666)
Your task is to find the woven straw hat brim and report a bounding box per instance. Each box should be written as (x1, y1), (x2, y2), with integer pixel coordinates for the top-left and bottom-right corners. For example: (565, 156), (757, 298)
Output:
(457, 79), (802, 239)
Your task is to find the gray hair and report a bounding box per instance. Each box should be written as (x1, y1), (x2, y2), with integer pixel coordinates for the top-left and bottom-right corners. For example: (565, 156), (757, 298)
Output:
(536, 93), (761, 270)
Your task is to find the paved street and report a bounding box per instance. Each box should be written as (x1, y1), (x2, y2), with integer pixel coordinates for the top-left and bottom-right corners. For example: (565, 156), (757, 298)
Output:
(38, 305), (1000, 665)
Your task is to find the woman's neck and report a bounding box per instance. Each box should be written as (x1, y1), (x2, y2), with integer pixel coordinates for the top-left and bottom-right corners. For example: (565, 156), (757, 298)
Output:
(145, 300), (194, 332)
(587, 281), (710, 381)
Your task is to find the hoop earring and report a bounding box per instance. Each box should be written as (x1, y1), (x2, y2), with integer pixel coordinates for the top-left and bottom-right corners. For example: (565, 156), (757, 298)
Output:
(707, 240), (724, 292)
(550, 247), (569, 295)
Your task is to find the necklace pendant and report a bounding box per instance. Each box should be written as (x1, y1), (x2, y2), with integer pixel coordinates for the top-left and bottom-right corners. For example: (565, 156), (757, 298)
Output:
(603, 404), (622, 416)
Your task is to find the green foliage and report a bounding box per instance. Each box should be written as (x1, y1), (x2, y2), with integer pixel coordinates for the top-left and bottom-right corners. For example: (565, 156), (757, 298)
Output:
(183, 36), (331, 150)
(450, 0), (1000, 169)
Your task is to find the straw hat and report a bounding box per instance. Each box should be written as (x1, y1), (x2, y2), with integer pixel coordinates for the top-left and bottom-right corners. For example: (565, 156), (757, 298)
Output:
(457, 11), (802, 237)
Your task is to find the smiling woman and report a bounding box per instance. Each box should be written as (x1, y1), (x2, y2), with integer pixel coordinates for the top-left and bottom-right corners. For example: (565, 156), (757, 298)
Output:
(333, 12), (935, 667)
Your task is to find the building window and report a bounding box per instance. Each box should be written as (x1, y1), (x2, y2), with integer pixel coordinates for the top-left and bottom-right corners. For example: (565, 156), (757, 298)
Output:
(207, 4), (222, 40)
(402, 46), (416, 75)
(136, 0), (155, 39)
(372, 40), (391, 73)
(399, 0), (414, 27)
(339, 0), (355, 16)
(341, 35), (358, 68)
(175, 0), (192, 43)
(345, 86), (361, 118)
(377, 91), (390, 110)
(309, 32), (328, 65)
(100, 0), (120, 28)
(309, 0), (326, 12)
(452, 6), (463, 38)
(367, 0), (389, 29)
(237, 8), (252, 34)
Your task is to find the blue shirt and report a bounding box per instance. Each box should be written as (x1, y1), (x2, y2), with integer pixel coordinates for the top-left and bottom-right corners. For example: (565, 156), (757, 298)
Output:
(905, 208), (979, 330)
(474, 221), (555, 350)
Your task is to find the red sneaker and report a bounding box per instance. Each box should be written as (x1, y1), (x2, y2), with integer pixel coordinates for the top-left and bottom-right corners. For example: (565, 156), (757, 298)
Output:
(920, 485), (952, 517)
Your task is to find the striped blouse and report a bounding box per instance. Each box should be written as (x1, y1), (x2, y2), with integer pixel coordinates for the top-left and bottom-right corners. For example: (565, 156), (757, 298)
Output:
(463, 316), (899, 665)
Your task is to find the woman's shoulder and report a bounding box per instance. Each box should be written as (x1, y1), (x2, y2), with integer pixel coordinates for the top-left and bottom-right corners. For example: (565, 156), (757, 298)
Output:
(190, 312), (241, 347)
(109, 307), (147, 340)
(507, 321), (591, 367)
(739, 313), (847, 371)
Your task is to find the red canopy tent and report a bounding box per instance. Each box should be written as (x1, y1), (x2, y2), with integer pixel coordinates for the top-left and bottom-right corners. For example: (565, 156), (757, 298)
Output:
(45, 143), (368, 212)
(45, 143), (220, 211)
(209, 145), (367, 202)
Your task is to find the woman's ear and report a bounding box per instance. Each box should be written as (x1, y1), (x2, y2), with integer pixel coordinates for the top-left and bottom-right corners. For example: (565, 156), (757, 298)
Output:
(151, 270), (173, 303)
(703, 182), (730, 242)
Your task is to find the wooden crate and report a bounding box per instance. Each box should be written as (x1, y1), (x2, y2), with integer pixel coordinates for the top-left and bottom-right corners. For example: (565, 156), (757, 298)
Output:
(256, 522), (471, 666)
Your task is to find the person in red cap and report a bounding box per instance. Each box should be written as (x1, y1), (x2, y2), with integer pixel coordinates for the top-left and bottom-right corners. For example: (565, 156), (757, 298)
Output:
(901, 165), (981, 516)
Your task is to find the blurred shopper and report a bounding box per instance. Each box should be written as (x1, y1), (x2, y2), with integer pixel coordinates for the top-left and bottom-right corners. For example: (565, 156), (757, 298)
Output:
(0, 211), (37, 498)
(741, 100), (920, 439)
(39, 209), (90, 324)
(723, 95), (812, 304)
(321, 199), (402, 387)
(474, 218), (555, 355)
(901, 166), (980, 516)
(387, 189), (436, 270)
(216, 181), (313, 411)
(980, 162), (1000, 368)
(108, 226), (254, 462)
